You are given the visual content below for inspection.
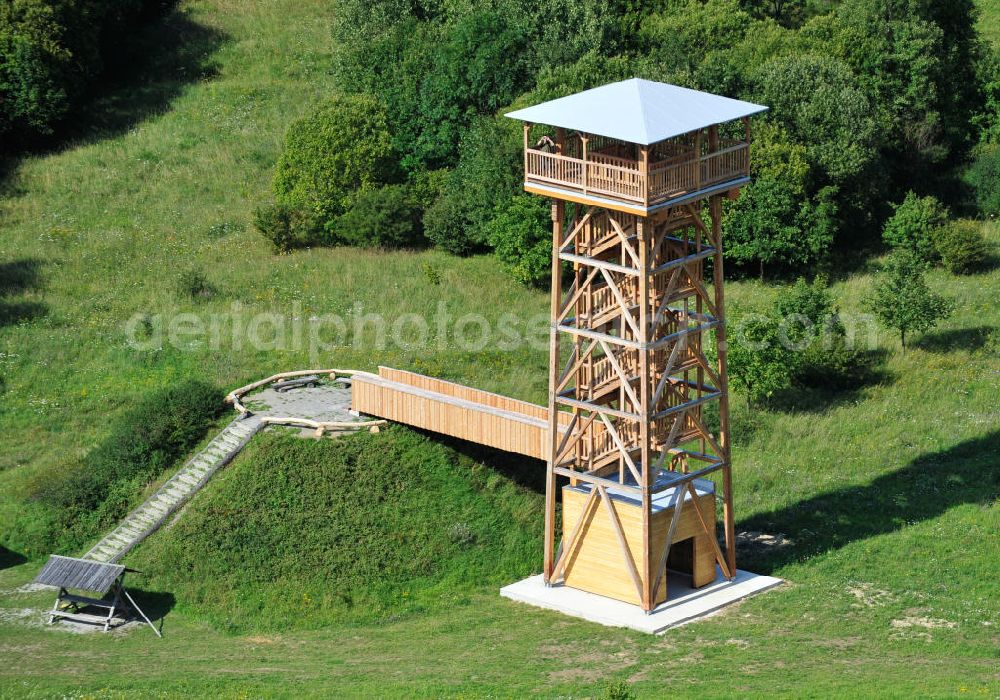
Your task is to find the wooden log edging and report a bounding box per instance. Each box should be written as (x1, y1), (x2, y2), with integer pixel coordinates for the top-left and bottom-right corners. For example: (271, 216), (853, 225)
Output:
(226, 369), (387, 436)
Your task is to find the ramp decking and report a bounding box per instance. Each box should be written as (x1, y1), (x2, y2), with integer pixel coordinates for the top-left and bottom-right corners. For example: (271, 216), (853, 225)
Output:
(352, 367), (575, 460)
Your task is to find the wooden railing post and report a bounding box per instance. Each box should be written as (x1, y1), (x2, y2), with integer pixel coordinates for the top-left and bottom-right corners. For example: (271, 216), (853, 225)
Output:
(695, 130), (703, 191)
(742, 117), (751, 176)
(708, 125), (719, 186)
(582, 134), (589, 195)
(523, 122), (530, 180)
(640, 146), (649, 206)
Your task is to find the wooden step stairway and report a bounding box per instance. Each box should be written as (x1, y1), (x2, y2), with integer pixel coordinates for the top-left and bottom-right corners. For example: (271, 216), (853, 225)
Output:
(82, 416), (262, 564)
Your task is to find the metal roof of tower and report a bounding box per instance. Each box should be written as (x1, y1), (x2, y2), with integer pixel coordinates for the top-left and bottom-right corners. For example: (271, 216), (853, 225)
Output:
(505, 78), (767, 145)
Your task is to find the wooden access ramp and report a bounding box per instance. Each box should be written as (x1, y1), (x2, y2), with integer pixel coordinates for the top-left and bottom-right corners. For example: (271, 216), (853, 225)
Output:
(351, 367), (561, 459)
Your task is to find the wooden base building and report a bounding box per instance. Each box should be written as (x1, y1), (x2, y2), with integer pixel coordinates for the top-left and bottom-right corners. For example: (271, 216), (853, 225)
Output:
(507, 79), (767, 611)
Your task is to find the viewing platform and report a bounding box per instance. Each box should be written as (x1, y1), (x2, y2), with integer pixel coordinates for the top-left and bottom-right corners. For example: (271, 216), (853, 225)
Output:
(507, 79), (765, 214)
(523, 136), (749, 211)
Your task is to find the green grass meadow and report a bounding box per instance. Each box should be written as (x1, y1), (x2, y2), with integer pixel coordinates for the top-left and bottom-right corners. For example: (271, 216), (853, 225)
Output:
(0, 0), (997, 697)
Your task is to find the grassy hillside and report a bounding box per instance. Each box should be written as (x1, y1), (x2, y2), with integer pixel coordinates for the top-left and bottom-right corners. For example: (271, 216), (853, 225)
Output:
(0, 0), (997, 697)
(128, 427), (543, 631)
(979, 0), (1000, 46)
(0, 0), (549, 558)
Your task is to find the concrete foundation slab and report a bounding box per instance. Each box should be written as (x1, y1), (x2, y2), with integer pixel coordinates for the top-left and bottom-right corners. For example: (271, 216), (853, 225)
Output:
(500, 568), (782, 634)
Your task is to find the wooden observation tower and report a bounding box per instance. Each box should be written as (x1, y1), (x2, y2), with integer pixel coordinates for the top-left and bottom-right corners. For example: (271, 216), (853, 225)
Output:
(507, 79), (767, 611)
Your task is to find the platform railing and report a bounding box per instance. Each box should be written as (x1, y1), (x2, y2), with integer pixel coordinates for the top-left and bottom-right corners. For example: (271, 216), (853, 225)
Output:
(525, 141), (749, 207)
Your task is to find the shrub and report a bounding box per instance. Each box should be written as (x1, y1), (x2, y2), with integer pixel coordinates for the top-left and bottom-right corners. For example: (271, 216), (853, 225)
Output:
(32, 380), (222, 550)
(795, 334), (873, 390)
(423, 187), (474, 255)
(602, 680), (637, 700)
(882, 192), (949, 263)
(272, 94), (397, 221)
(421, 261), (442, 286)
(968, 146), (1000, 217)
(774, 276), (839, 345)
(253, 202), (324, 253)
(774, 277), (879, 389)
(485, 195), (551, 286)
(176, 267), (216, 300)
(934, 220), (989, 274)
(330, 184), (424, 249)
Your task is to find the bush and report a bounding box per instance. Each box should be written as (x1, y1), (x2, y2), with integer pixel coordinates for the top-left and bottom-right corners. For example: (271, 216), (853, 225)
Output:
(795, 334), (874, 390)
(882, 192), (949, 263)
(774, 276), (839, 345)
(602, 680), (637, 700)
(968, 145), (1000, 217)
(331, 184), (425, 249)
(935, 220), (989, 274)
(486, 195), (551, 286)
(176, 267), (216, 300)
(253, 202), (325, 253)
(32, 380), (222, 550)
(423, 188), (474, 255)
(272, 94), (397, 221)
(773, 277), (878, 389)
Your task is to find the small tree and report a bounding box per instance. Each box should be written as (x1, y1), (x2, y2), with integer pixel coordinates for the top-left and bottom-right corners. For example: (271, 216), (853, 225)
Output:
(868, 250), (953, 349)
(882, 192), (949, 263)
(485, 195), (551, 286)
(726, 314), (795, 409)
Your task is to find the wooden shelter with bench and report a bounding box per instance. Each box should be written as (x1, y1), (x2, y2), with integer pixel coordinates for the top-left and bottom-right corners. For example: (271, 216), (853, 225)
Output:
(34, 554), (160, 636)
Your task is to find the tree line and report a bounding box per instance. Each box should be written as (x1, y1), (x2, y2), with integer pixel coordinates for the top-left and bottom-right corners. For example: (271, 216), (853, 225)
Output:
(256, 0), (996, 285)
(0, 0), (170, 147)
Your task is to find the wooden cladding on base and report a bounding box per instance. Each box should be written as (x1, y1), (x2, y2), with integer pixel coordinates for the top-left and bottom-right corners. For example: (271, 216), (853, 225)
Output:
(561, 486), (717, 606)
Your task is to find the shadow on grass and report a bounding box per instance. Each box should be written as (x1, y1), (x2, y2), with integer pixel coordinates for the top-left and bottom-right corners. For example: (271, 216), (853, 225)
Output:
(0, 7), (226, 191)
(126, 588), (176, 626)
(736, 431), (1000, 574)
(0, 259), (43, 295)
(0, 546), (28, 570)
(0, 259), (47, 327)
(421, 430), (546, 494)
(767, 349), (893, 414)
(914, 326), (993, 353)
(77, 8), (225, 145)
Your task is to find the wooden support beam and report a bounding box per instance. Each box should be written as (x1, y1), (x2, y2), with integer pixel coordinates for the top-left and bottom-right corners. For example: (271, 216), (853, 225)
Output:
(544, 199), (565, 583)
(598, 485), (644, 602)
(686, 482), (733, 580)
(552, 485), (599, 581)
(710, 194), (737, 577)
